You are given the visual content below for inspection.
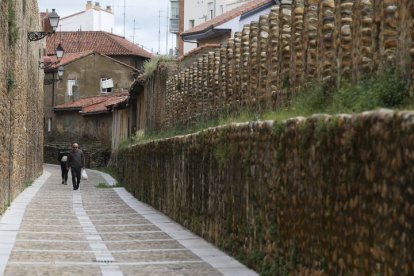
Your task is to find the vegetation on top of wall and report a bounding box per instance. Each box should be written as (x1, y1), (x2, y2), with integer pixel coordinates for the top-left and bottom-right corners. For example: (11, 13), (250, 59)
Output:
(7, 0), (19, 47)
(263, 68), (410, 120)
(142, 55), (176, 78)
(127, 69), (411, 146)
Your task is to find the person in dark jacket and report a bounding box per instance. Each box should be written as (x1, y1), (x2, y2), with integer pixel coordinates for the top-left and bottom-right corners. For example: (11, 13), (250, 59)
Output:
(67, 143), (85, 190)
(58, 149), (69, 185)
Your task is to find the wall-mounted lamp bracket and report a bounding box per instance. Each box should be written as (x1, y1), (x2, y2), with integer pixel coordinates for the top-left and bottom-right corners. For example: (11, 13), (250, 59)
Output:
(39, 61), (60, 69)
(28, 32), (53, 42)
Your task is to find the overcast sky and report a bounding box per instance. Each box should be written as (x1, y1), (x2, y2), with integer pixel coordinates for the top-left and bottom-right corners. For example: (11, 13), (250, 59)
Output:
(38, 0), (174, 55)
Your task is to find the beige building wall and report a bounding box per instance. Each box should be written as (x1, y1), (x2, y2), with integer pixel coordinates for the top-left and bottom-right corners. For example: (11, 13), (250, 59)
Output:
(44, 53), (136, 142)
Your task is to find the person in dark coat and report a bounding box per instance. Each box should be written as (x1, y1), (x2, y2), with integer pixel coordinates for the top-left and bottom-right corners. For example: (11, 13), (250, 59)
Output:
(58, 149), (69, 185)
(67, 143), (85, 190)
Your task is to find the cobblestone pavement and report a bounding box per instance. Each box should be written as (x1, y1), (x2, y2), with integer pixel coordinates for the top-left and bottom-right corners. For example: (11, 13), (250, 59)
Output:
(0, 164), (257, 276)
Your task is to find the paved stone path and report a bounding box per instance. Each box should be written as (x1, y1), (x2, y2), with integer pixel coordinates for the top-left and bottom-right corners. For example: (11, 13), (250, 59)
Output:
(0, 164), (257, 276)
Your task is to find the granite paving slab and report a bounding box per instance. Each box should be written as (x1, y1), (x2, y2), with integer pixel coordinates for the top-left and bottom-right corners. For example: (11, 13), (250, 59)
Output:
(4, 264), (101, 276)
(106, 240), (184, 251)
(0, 164), (257, 276)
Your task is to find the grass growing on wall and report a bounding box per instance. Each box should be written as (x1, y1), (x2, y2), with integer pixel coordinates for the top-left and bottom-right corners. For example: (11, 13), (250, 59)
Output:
(263, 68), (410, 120)
(142, 55), (176, 78)
(128, 69), (411, 145)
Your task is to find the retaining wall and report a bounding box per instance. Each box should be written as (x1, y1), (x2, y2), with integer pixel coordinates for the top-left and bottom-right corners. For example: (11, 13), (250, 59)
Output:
(118, 110), (414, 274)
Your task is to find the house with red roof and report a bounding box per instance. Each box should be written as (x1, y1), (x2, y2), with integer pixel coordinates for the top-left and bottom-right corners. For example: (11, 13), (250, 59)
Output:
(43, 51), (139, 152)
(42, 25), (153, 147)
(53, 93), (130, 151)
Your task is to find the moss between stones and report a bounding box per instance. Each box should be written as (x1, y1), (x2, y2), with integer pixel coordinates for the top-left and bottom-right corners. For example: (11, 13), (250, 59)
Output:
(7, 0), (18, 47)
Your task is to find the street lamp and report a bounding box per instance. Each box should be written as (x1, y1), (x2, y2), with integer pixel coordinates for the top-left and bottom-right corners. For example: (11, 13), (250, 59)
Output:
(56, 44), (64, 59)
(44, 66), (65, 85)
(39, 44), (65, 69)
(28, 9), (60, 41)
(57, 66), (65, 78)
(48, 9), (60, 32)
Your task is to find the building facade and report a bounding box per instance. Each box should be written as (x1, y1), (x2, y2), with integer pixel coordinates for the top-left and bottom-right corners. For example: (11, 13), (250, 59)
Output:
(58, 1), (114, 32)
(171, 0), (252, 55)
(43, 52), (138, 145)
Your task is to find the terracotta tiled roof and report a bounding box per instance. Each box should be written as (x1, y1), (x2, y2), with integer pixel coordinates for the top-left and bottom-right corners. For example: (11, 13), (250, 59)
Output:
(178, 44), (220, 61)
(54, 93), (129, 115)
(182, 0), (274, 36)
(46, 31), (153, 58)
(44, 51), (139, 72)
(44, 51), (93, 71)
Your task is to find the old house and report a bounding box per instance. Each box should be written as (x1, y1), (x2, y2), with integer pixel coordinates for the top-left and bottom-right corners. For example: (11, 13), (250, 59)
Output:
(53, 92), (129, 148)
(43, 50), (137, 140)
(42, 51), (140, 165)
(42, 29), (153, 165)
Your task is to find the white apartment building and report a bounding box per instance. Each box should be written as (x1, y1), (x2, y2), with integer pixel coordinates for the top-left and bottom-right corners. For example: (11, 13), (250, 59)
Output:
(58, 1), (114, 33)
(170, 0), (252, 55)
(183, 0), (251, 53)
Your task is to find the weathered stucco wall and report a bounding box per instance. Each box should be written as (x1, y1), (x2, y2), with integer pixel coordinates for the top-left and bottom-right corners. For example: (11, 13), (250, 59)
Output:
(162, 0), (414, 129)
(0, 0), (44, 213)
(118, 110), (414, 274)
(53, 112), (113, 144)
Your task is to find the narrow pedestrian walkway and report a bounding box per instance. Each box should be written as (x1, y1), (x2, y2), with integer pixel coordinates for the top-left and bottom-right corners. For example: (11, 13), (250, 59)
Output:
(0, 164), (257, 276)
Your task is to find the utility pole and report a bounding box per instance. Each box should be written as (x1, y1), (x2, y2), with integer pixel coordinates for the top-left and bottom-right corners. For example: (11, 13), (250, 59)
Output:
(158, 9), (161, 55)
(166, 4), (169, 55)
(123, 0), (126, 37)
(132, 19), (136, 44)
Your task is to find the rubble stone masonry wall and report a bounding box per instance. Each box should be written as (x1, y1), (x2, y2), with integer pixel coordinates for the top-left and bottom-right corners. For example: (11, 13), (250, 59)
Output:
(118, 110), (414, 274)
(162, 0), (414, 129)
(0, 0), (44, 213)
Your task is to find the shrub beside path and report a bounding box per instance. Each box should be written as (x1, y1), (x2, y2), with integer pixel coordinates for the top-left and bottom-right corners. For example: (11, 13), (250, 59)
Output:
(0, 164), (257, 276)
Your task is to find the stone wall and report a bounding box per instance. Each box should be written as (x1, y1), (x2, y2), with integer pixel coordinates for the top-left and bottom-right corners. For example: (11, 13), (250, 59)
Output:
(117, 110), (414, 274)
(162, 0), (414, 129)
(0, 0), (44, 213)
(141, 62), (178, 132)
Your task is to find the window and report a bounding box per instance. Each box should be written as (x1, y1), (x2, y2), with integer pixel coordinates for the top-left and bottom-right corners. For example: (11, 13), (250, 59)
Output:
(47, 118), (52, 132)
(170, 0), (179, 19)
(220, 5), (224, 15)
(208, 2), (214, 19)
(100, 77), (113, 93)
(67, 79), (76, 96)
(170, 0), (180, 33)
(189, 19), (195, 29)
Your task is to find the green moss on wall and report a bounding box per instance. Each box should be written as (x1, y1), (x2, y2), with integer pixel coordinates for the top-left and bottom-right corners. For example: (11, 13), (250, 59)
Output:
(117, 111), (414, 275)
(7, 0), (19, 47)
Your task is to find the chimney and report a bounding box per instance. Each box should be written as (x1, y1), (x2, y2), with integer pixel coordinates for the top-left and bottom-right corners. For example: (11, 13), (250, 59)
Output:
(86, 1), (92, 10)
(94, 2), (101, 10)
(106, 5), (113, 13)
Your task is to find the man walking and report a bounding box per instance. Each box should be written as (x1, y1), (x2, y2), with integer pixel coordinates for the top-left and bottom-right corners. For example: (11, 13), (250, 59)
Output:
(67, 143), (85, 190)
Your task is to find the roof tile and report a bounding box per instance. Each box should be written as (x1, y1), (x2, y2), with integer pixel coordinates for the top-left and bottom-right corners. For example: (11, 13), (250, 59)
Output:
(54, 93), (129, 115)
(47, 31), (154, 58)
